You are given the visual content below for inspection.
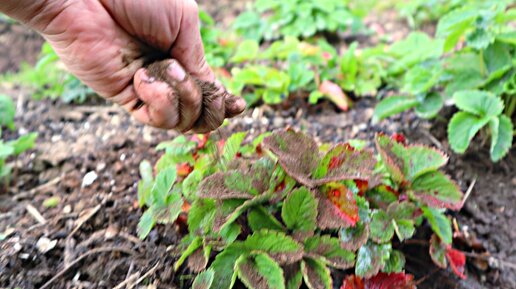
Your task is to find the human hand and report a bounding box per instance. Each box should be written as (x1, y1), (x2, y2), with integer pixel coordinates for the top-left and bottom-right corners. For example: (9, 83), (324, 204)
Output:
(10, 0), (246, 132)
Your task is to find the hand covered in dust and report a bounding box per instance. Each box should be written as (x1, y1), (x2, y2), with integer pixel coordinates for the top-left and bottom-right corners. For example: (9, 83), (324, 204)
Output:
(4, 0), (246, 132)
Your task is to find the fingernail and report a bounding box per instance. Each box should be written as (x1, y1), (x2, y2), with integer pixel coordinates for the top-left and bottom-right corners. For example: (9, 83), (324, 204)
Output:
(140, 71), (155, 83)
(168, 60), (186, 81)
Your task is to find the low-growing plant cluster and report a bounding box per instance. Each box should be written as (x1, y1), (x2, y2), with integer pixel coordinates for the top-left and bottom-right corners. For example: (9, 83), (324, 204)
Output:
(0, 94), (37, 185)
(138, 130), (467, 289)
(1, 43), (93, 103)
(373, 1), (516, 161)
(233, 0), (364, 41)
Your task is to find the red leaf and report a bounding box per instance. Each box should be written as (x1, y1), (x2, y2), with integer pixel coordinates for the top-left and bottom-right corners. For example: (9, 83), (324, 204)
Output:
(446, 248), (467, 280)
(177, 163), (193, 177)
(191, 134), (209, 149)
(366, 272), (416, 289)
(354, 180), (369, 197)
(341, 275), (364, 289)
(325, 184), (359, 226)
(319, 80), (352, 111)
(341, 273), (416, 289)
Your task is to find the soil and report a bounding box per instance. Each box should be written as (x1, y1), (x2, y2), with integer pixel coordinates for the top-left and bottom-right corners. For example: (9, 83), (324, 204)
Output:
(1, 3), (515, 289)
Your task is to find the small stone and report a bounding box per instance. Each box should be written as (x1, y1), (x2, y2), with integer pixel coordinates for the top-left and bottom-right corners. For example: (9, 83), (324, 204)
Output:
(36, 237), (57, 254)
(81, 171), (98, 188)
(63, 205), (72, 214)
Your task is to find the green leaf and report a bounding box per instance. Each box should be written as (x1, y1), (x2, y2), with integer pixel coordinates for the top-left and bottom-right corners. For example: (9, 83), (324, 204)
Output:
(422, 207), (452, 244)
(415, 92), (444, 119)
(8, 133), (37, 156)
(489, 115), (513, 162)
(219, 194), (271, 234)
(375, 134), (406, 184)
(429, 234), (447, 268)
(448, 112), (490, 154)
(236, 253), (286, 289)
(282, 187), (318, 235)
(0, 143), (14, 160)
(436, 8), (477, 51)
(210, 245), (243, 289)
(286, 265), (303, 289)
(411, 171), (463, 211)
(304, 236), (355, 269)
(248, 206), (285, 232)
(175, 237), (203, 271)
(453, 90), (504, 118)
(182, 170), (203, 201)
(369, 210), (394, 243)
(383, 250), (406, 273)
(156, 136), (196, 164)
(193, 269), (215, 289)
(404, 145), (448, 181)
(301, 258), (332, 289)
(483, 42), (512, 74)
(373, 96), (419, 123)
(402, 66), (441, 95)
(243, 230), (304, 265)
(220, 222), (241, 244)
(222, 132), (247, 167)
(151, 166), (177, 205)
(188, 199), (217, 234)
(0, 94), (15, 130)
(231, 39), (260, 63)
(355, 243), (391, 278)
(137, 209), (156, 239)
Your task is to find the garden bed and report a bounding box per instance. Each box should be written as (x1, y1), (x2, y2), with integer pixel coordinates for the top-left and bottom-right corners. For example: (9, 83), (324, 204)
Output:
(1, 2), (515, 289)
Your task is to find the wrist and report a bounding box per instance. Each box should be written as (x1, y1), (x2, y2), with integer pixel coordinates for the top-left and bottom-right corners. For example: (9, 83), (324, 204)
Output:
(1, 0), (68, 33)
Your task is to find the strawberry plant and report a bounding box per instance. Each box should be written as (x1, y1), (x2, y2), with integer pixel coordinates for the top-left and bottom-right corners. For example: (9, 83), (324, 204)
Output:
(373, 1), (516, 162)
(0, 94), (37, 185)
(138, 129), (467, 289)
(233, 0), (364, 41)
(224, 37), (351, 110)
(2, 42), (93, 103)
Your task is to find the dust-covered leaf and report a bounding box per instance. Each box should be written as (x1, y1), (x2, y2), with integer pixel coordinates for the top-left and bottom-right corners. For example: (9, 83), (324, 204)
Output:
(301, 258), (332, 289)
(375, 134), (406, 184)
(304, 236), (355, 269)
(263, 130), (320, 186)
(198, 171), (255, 200)
(339, 222), (369, 251)
(314, 144), (376, 185)
(264, 130), (375, 187)
(318, 184), (359, 229)
(243, 230), (304, 265)
(355, 243), (391, 278)
(282, 187), (318, 235)
(412, 172), (463, 211)
(236, 253), (286, 289)
(193, 269), (215, 289)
